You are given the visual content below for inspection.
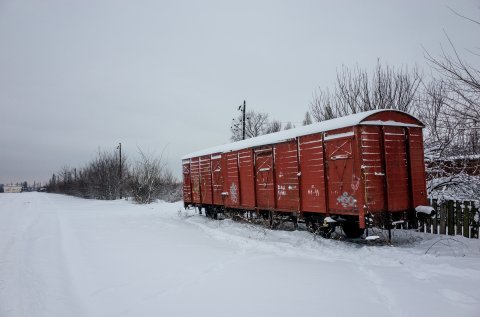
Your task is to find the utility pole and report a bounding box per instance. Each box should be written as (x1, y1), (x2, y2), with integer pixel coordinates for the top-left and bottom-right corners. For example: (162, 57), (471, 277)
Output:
(232, 100), (247, 141)
(242, 100), (246, 140)
(117, 142), (122, 199)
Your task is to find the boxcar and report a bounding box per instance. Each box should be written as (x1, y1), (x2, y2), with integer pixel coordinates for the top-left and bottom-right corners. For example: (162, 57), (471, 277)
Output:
(182, 109), (427, 237)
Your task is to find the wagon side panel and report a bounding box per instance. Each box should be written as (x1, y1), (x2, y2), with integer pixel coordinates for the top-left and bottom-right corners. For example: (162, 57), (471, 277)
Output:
(211, 155), (224, 205)
(238, 149), (256, 208)
(182, 160), (192, 203)
(360, 126), (385, 212)
(255, 147), (275, 209)
(324, 127), (360, 214)
(190, 157), (201, 203)
(407, 127), (427, 207)
(274, 140), (299, 211)
(223, 151), (240, 207)
(383, 126), (409, 211)
(299, 133), (327, 213)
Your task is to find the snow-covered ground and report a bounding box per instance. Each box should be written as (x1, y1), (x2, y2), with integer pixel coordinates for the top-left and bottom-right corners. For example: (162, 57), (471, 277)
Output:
(1, 193), (479, 317)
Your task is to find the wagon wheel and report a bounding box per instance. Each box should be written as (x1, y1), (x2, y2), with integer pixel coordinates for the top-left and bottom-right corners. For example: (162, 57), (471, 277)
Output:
(268, 211), (274, 229)
(318, 225), (335, 239)
(305, 217), (319, 233)
(342, 221), (365, 238)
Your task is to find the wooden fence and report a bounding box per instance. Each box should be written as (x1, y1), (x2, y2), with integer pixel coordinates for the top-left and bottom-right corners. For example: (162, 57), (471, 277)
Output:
(417, 199), (479, 239)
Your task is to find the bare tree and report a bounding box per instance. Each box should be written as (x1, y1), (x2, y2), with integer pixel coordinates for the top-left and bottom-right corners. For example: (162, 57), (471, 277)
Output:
(230, 110), (269, 141)
(421, 24), (480, 199)
(310, 61), (422, 121)
(302, 111), (313, 126)
(425, 34), (480, 143)
(265, 119), (282, 134)
(283, 122), (294, 130)
(310, 89), (336, 122)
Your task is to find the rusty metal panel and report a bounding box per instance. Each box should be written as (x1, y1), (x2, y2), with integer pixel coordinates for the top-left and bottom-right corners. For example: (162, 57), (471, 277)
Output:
(298, 133), (326, 213)
(182, 160), (192, 203)
(325, 128), (360, 213)
(190, 157), (201, 203)
(383, 126), (409, 211)
(360, 126), (385, 212)
(199, 155), (213, 204)
(274, 140), (299, 211)
(408, 127), (427, 207)
(238, 149), (256, 208)
(211, 154), (224, 205)
(255, 146), (275, 209)
(222, 151), (240, 207)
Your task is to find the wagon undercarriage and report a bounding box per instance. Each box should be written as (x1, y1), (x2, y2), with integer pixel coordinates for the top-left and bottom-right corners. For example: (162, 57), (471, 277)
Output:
(187, 202), (417, 240)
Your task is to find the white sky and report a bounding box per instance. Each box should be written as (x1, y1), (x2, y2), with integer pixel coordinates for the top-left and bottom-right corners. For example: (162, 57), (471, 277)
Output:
(0, 0), (479, 184)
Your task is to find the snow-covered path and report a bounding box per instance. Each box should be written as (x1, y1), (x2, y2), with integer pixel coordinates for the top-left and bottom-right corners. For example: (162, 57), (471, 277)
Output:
(1, 193), (479, 317)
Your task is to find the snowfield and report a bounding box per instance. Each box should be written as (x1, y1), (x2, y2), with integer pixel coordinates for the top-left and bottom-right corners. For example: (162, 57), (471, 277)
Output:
(1, 193), (479, 317)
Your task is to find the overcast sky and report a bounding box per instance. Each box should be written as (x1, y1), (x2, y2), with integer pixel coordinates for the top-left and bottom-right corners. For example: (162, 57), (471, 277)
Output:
(0, 0), (479, 184)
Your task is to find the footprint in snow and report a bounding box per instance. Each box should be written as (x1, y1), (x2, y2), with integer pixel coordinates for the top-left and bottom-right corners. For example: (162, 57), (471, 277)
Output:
(439, 289), (478, 305)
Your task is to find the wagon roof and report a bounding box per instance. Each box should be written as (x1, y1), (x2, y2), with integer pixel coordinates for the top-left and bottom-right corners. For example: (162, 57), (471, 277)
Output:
(182, 109), (423, 160)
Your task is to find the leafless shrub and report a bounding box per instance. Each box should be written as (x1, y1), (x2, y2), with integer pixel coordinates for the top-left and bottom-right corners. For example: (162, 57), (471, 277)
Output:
(48, 149), (127, 200)
(127, 149), (178, 204)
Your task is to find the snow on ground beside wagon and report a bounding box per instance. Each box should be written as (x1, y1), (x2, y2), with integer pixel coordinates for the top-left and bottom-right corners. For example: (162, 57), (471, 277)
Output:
(1, 193), (479, 317)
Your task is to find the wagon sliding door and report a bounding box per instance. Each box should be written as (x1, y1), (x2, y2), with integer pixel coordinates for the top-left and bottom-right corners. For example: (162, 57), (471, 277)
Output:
(325, 129), (359, 213)
(255, 147), (275, 209)
(223, 152), (240, 207)
(211, 155), (224, 205)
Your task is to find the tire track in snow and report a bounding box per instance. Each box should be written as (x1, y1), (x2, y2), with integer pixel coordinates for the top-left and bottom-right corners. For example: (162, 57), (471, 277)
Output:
(40, 194), (91, 316)
(0, 193), (46, 316)
(355, 266), (406, 317)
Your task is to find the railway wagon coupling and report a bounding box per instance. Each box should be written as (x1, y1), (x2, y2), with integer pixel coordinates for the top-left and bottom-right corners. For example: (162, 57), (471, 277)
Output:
(182, 110), (429, 241)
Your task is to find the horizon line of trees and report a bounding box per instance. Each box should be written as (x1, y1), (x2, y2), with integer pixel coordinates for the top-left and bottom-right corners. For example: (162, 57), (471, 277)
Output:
(47, 148), (181, 204)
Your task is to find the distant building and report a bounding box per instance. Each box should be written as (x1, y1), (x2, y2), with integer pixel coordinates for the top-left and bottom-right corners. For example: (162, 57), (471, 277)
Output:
(4, 185), (22, 193)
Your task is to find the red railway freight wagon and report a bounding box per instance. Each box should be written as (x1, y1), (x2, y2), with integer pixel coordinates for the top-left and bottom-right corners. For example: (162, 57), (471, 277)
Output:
(182, 110), (427, 238)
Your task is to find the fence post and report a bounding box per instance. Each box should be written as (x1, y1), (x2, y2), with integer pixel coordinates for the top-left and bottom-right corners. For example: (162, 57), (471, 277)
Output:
(455, 201), (462, 236)
(447, 200), (454, 236)
(432, 199), (438, 234)
(440, 202), (447, 235)
(469, 201), (479, 239)
(463, 201), (470, 238)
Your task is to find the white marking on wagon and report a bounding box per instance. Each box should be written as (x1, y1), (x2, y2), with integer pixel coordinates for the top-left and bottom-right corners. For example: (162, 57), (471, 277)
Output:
(324, 131), (354, 141)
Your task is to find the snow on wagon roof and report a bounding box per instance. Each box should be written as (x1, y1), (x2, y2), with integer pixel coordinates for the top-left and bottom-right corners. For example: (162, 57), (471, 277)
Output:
(182, 109), (422, 160)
